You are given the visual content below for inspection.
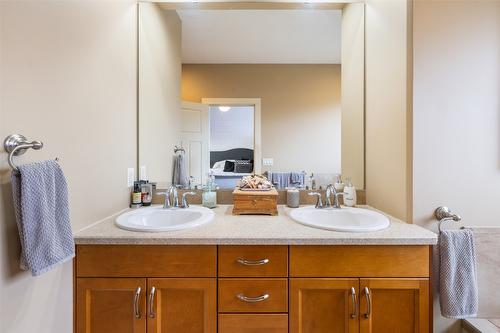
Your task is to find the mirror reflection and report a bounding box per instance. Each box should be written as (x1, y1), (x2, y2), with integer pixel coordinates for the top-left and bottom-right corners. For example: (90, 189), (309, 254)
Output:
(139, 4), (365, 190)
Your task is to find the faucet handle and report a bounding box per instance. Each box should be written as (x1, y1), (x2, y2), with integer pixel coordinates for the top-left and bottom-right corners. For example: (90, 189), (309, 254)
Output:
(181, 192), (196, 208)
(308, 192), (323, 209)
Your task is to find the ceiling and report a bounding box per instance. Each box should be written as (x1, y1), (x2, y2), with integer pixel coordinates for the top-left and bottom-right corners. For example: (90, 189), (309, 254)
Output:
(177, 10), (342, 64)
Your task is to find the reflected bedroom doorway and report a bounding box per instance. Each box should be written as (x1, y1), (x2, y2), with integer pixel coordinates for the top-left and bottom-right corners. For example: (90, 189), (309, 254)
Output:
(204, 98), (262, 189)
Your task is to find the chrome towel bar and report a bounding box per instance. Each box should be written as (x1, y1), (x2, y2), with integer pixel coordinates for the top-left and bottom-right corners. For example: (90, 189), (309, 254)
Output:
(4, 134), (44, 171)
(435, 206), (462, 232)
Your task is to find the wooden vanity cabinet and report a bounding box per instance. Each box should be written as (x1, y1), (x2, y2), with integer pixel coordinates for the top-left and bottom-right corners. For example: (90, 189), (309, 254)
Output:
(75, 245), (217, 333)
(75, 244), (431, 333)
(289, 246), (431, 333)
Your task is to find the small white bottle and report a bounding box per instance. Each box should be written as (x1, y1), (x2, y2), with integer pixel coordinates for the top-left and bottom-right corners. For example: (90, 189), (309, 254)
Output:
(343, 177), (356, 207)
(334, 175), (344, 192)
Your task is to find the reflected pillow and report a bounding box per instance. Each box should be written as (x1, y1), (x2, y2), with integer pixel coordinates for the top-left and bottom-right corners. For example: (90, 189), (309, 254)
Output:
(223, 160), (235, 172)
(212, 160), (226, 172)
(234, 160), (253, 173)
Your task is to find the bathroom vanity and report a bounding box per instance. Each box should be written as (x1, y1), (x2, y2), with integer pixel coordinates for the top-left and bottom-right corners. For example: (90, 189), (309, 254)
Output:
(74, 205), (436, 333)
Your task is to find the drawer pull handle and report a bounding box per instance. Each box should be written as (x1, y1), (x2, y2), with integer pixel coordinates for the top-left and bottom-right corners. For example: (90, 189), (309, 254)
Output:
(236, 258), (270, 266)
(236, 293), (270, 303)
(364, 287), (372, 319)
(350, 287), (358, 318)
(148, 286), (156, 318)
(134, 287), (141, 319)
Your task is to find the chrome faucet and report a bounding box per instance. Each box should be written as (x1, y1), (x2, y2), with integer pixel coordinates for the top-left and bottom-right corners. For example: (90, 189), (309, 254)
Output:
(158, 185), (179, 209)
(308, 192), (323, 209)
(309, 185), (344, 209)
(181, 191), (196, 208)
(329, 184), (344, 209)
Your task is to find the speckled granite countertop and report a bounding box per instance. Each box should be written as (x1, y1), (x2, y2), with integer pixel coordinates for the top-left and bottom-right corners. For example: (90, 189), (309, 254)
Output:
(74, 205), (437, 245)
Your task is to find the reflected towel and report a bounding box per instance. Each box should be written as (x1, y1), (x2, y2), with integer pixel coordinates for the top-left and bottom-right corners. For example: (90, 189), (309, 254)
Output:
(11, 160), (74, 276)
(267, 172), (290, 189)
(290, 172), (305, 186)
(439, 229), (478, 318)
(172, 153), (188, 188)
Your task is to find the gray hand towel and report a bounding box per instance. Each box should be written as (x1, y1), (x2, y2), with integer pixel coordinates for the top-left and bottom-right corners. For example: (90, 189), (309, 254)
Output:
(172, 153), (188, 188)
(11, 160), (74, 276)
(439, 229), (478, 318)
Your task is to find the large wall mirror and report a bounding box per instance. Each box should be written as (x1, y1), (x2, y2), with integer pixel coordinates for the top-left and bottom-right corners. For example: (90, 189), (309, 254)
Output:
(138, 2), (365, 190)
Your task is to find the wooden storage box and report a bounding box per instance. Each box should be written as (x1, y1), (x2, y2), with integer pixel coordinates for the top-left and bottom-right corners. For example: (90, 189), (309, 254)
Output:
(232, 188), (278, 215)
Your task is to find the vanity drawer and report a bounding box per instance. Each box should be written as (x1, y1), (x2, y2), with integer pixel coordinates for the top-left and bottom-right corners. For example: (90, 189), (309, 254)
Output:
(218, 246), (288, 277)
(290, 245), (430, 277)
(76, 245), (217, 277)
(218, 314), (288, 333)
(218, 278), (288, 313)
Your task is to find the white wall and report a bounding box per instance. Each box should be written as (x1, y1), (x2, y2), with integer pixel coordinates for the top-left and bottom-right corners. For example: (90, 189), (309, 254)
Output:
(210, 106), (254, 152)
(341, 2), (365, 189)
(0, 2), (137, 332)
(365, 0), (411, 221)
(413, 1), (500, 331)
(139, 4), (182, 183)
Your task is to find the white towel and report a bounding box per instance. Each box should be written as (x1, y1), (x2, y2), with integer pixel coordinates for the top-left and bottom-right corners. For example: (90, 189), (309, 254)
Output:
(439, 229), (478, 318)
(11, 160), (74, 276)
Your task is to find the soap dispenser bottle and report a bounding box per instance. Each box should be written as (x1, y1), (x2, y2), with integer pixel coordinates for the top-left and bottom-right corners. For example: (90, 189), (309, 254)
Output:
(343, 177), (356, 207)
(202, 172), (217, 208)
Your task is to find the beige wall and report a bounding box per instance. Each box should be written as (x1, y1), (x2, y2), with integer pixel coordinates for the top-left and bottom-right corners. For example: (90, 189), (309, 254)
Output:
(0, 2), (137, 332)
(182, 64), (342, 175)
(341, 3), (365, 189)
(139, 4), (181, 183)
(365, 0), (411, 221)
(413, 1), (500, 331)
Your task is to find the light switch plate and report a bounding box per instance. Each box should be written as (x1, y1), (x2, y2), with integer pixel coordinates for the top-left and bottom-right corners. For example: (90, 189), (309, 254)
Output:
(140, 165), (147, 181)
(263, 158), (274, 166)
(127, 168), (135, 187)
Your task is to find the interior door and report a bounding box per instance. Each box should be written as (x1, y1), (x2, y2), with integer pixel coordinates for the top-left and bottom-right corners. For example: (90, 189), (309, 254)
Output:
(147, 278), (216, 333)
(359, 278), (430, 333)
(181, 101), (209, 186)
(290, 278), (359, 333)
(76, 278), (146, 333)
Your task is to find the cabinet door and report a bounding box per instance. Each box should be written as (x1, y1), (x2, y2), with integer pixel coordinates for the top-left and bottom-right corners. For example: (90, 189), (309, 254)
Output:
(359, 279), (429, 333)
(290, 278), (359, 333)
(147, 278), (216, 333)
(76, 278), (146, 333)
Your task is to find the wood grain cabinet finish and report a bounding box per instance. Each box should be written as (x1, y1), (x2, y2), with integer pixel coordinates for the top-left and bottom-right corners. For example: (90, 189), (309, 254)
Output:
(290, 278), (360, 333)
(359, 278), (429, 333)
(218, 278), (288, 313)
(76, 245), (216, 277)
(218, 314), (288, 333)
(147, 278), (216, 333)
(75, 244), (432, 333)
(290, 245), (430, 278)
(218, 246), (288, 277)
(76, 278), (147, 333)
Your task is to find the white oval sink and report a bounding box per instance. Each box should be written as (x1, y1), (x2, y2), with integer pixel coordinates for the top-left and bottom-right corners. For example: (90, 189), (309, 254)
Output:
(116, 206), (214, 232)
(288, 206), (390, 232)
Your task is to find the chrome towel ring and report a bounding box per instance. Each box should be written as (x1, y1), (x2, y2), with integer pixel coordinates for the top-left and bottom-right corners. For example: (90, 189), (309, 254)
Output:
(4, 134), (43, 171)
(435, 206), (462, 232)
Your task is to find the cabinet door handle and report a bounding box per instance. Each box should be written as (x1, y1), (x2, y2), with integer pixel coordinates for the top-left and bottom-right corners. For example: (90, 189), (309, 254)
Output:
(148, 286), (156, 318)
(134, 287), (141, 319)
(236, 258), (270, 266)
(363, 287), (372, 319)
(236, 293), (269, 303)
(350, 287), (358, 318)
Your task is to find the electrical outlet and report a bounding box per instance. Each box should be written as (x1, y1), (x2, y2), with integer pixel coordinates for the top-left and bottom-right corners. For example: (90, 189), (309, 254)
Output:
(262, 158), (274, 166)
(140, 165), (147, 181)
(127, 168), (135, 187)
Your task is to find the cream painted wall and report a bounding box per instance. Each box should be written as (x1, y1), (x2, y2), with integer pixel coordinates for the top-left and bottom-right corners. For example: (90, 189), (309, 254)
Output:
(0, 2), (137, 332)
(413, 1), (500, 332)
(139, 4), (181, 184)
(365, 0), (411, 221)
(182, 64), (342, 175)
(341, 2), (365, 189)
